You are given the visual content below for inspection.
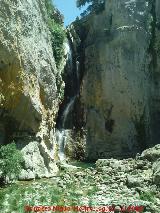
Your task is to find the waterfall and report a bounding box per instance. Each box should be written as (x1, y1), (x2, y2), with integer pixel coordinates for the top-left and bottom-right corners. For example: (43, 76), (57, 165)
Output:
(65, 40), (73, 74)
(56, 97), (76, 161)
(56, 37), (80, 162)
(56, 130), (66, 161)
(76, 60), (80, 88)
(62, 96), (76, 128)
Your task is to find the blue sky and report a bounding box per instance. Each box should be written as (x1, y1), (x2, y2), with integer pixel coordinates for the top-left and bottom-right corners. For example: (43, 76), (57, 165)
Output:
(53, 0), (87, 26)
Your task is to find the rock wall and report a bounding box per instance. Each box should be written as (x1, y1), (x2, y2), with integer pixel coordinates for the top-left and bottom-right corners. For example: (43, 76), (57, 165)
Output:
(72, 0), (160, 160)
(0, 0), (64, 178)
(1, 0), (160, 177)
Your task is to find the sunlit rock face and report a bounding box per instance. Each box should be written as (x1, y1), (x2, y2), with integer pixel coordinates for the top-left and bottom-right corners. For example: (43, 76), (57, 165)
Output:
(74, 0), (160, 160)
(0, 0), (64, 178)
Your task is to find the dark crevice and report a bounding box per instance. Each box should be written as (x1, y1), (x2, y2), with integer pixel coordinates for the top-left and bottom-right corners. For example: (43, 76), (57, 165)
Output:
(55, 23), (88, 130)
(148, 0), (160, 146)
(55, 33), (79, 129)
(148, 0), (157, 73)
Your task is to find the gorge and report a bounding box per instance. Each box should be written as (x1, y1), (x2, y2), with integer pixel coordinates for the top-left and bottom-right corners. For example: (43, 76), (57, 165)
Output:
(0, 0), (160, 179)
(0, 0), (160, 212)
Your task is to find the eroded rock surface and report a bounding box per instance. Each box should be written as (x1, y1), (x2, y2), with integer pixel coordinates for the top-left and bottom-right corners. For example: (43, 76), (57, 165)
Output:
(70, 0), (160, 160)
(0, 0), (64, 178)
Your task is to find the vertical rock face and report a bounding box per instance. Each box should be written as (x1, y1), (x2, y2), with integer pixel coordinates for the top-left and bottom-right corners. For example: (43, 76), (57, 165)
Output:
(72, 0), (160, 160)
(1, 0), (160, 175)
(0, 0), (64, 178)
(151, 0), (160, 145)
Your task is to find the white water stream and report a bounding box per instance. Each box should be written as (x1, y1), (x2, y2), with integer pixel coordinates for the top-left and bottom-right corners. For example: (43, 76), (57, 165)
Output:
(56, 39), (80, 161)
(56, 96), (76, 161)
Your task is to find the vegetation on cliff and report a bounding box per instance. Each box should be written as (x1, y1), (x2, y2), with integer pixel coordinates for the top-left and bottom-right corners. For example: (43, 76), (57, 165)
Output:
(45, 0), (66, 68)
(76, 0), (105, 16)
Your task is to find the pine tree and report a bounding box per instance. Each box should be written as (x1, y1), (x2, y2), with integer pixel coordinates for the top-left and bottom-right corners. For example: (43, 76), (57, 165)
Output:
(76, 0), (105, 16)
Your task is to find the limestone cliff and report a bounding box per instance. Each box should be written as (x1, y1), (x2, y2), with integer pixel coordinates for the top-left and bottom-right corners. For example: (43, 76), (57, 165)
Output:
(69, 0), (160, 160)
(1, 0), (160, 178)
(0, 0), (64, 179)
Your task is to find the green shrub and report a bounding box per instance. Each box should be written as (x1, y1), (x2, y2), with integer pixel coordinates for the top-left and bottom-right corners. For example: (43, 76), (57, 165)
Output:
(140, 191), (156, 203)
(76, 0), (105, 16)
(49, 21), (66, 68)
(0, 142), (24, 184)
(45, 0), (66, 68)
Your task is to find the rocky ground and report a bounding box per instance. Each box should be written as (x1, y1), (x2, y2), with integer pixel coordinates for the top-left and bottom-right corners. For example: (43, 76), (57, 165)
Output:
(58, 144), (160, 212)
(0, 145), (160, 213)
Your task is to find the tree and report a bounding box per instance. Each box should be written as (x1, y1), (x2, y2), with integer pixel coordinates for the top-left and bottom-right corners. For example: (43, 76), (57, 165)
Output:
(76, 0), (105, 16)
(0, 142), (24, 185)
(46, 0), (66, 68)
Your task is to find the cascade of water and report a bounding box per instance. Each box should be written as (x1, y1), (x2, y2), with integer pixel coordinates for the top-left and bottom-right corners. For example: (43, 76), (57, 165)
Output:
(62, 96), (76, 128)
(56, 129), (66, 161)
(56, 38), (80, 161)
(76, 60), (80, 88)
(56, 96), (76, 161)
(65, 40), (73, 74)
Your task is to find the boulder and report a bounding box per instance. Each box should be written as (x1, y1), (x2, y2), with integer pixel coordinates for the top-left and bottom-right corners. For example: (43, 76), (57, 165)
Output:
(152, 159), (160, 186)
(141, 145), (160, 162)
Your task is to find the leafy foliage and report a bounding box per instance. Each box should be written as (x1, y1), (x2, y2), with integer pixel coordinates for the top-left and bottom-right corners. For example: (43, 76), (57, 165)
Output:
(45, 0), (66, 68)
(0, 142), (23, 184)
(49, 21), (66, 68)
(139, 191), (156, 203)
(76, 0), (105, 16)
